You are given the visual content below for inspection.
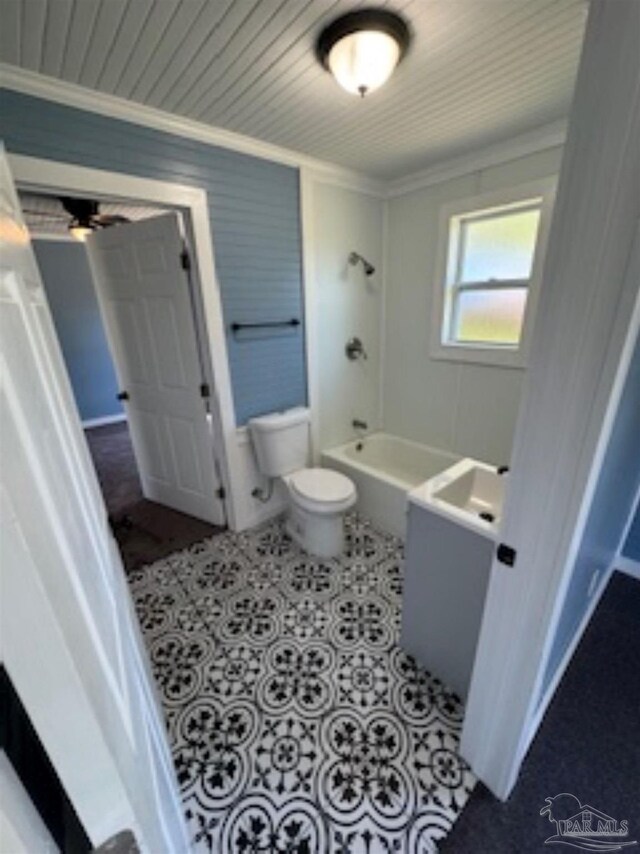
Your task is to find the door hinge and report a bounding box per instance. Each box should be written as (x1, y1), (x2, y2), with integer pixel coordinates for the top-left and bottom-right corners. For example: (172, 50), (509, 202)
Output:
(116, 390), (129, 401)
(216, 486), (226, 500)
(200, 382), (210, 398)
(497, 543), (517, 567)
(180, 249), (191, 271)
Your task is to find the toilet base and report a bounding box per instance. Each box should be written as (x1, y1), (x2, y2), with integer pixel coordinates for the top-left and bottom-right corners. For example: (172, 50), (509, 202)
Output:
(286, 502), (346, 558)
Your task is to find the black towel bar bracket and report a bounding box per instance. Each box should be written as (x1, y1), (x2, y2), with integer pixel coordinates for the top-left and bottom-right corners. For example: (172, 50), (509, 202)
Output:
(230, 318), (301, 333)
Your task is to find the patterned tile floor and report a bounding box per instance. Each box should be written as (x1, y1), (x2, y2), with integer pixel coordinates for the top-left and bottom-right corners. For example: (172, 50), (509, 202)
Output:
(129, 514), (476, 853)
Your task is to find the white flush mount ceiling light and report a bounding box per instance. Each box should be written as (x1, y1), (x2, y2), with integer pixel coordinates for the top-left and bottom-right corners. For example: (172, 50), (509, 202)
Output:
(316, 9), (411, 97)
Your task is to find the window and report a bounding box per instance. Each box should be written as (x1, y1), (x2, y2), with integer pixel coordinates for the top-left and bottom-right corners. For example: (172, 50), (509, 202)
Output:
(432, 180), (555, 367)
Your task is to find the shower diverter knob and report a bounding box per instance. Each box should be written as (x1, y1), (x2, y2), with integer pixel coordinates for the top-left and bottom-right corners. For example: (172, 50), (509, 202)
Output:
(345, 337), (368, 360)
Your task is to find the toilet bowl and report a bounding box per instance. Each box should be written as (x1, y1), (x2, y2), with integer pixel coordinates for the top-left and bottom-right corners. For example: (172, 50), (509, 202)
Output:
(248, 408), (357, 558)
(283, 467), (356, 558)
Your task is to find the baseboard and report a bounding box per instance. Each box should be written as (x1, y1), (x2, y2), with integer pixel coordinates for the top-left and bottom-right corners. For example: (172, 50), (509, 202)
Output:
(82, 413), (127, 429)
(616, 556), (640, 580)
(522, 563), (614, 758)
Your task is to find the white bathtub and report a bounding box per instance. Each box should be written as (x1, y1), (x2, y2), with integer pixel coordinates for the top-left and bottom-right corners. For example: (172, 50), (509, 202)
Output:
(321, 433), (460, 538)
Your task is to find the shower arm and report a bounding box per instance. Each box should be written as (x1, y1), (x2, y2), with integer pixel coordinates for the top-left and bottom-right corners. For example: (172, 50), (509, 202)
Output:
(348, 251), (375, 276)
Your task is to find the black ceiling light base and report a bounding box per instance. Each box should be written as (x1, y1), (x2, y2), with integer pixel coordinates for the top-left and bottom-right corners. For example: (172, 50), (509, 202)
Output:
(316, 8), (411, 71)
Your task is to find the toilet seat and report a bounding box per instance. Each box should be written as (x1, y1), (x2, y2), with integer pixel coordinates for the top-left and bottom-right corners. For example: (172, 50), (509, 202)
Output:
(286, 467), (356, 515)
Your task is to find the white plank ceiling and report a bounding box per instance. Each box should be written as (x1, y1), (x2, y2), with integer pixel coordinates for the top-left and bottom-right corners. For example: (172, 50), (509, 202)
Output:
(19, 191), (167, 237)
(1, 0), (587, 179)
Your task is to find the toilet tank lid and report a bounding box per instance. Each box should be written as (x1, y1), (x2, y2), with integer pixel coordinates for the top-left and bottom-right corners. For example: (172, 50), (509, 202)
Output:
(248, 406), (310, 433)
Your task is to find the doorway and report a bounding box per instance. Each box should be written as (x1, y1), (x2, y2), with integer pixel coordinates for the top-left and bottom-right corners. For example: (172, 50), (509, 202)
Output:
(19, 186), (228, 570)
(84, 421), (219, 569)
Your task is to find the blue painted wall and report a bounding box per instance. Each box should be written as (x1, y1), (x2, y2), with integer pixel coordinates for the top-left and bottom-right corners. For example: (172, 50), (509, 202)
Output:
(623, 504), (640, 560)
(2, 90), (306, 425)
(33, 239), (123, 423)
(541, 333), (640, 697)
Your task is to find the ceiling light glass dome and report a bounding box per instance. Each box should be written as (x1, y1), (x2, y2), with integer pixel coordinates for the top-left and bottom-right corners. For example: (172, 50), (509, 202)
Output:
(316, 9), (411, 97)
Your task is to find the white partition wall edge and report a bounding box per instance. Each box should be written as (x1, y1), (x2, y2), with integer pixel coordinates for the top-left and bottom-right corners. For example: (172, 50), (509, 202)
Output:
(299, 168), (321, 462)
(460, 0), (640, 800)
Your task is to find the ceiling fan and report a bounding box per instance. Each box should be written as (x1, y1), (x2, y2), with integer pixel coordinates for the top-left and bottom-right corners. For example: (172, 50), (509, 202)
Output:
(60, 197), (130, 239)
(21, 196), (130, 240)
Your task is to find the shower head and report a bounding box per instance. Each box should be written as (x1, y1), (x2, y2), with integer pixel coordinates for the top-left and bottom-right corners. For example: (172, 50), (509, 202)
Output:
(349, 251), (375, 277)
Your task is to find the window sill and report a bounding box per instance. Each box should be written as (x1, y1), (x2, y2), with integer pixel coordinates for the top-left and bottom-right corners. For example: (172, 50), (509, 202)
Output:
(430, 342), (527, 369)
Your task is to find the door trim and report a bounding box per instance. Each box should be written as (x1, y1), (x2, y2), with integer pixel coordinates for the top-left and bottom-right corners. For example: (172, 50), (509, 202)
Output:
(10, 153), (242, 530)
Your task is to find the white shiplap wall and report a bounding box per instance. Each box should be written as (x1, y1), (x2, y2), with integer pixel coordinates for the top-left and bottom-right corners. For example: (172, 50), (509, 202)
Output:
(309, 178), (386, 450)
(383, 145), (565, 465)
(0, 0), (586, 179)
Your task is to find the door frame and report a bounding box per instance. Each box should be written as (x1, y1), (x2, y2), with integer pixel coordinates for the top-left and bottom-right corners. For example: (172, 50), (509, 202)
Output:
(10, 153), (243, 530)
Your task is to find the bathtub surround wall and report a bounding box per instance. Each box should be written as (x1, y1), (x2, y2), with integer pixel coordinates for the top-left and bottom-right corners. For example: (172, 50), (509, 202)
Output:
(33, 239), (123, 425)
(383, 147), (564, 466)
(306, 177), (386, 452)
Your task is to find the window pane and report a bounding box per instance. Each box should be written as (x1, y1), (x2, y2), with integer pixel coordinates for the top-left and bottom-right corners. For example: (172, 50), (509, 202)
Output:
(460, 207), (540, 283)
(453, 288), (527, 345)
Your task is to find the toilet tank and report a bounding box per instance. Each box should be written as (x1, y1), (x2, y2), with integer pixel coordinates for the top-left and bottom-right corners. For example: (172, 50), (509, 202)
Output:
(248, 407), (310, 477)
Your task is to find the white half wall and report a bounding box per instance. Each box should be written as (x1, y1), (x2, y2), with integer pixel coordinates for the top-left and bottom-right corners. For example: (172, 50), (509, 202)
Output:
(304, 176), (386, 452)
(233, 428), (288, 530)
(383, 146), (564, 465)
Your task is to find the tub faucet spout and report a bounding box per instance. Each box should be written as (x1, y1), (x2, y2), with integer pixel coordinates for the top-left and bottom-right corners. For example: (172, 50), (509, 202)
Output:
(352, 419), (368, 432)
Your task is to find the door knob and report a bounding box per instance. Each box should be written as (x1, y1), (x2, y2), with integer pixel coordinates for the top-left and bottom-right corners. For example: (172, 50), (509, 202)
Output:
(116, 391), (129, 401)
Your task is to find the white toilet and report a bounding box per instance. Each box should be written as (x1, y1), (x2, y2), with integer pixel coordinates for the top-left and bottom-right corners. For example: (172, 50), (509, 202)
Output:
(248, 407), (357, 558)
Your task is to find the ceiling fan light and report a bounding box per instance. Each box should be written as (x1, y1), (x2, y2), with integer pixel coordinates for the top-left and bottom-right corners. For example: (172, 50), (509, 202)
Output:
(69, 222), (94, 241)
(317, 9), (410, 97)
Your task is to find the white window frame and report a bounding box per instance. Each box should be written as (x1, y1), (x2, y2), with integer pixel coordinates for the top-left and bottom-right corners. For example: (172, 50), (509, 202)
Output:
(430, 177), (557, 369)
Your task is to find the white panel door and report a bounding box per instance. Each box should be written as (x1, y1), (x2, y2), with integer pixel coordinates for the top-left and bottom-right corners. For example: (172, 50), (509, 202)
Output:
(0, 147), (189, 851)
(85, 213), (223, 525)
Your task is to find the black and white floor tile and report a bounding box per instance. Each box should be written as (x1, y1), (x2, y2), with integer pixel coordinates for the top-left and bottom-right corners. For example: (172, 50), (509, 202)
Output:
(128, 514), (476, 853)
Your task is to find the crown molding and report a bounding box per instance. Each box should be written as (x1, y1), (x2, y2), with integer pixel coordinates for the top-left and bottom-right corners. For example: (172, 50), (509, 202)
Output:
(0, 64), (386, 197)
(385, 120), (567, 198)
(1, 64), (566, 202)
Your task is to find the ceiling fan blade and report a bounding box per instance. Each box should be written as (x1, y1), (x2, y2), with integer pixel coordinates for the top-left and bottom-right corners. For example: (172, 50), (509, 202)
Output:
(21, 209), (68, 220)
(93, 214), (131, 226)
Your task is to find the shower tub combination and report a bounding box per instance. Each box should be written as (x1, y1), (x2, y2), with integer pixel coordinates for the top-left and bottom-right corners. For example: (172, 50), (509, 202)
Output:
(322, 433), (459, 538)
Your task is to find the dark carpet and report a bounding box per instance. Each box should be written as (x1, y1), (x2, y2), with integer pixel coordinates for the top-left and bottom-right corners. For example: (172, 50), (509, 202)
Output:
(440, 570), (640, 853)
(85, 421), (222, 571)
